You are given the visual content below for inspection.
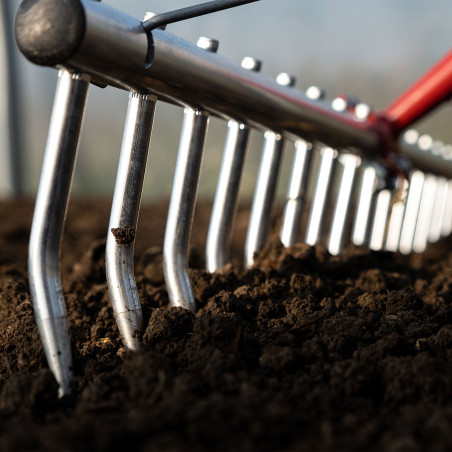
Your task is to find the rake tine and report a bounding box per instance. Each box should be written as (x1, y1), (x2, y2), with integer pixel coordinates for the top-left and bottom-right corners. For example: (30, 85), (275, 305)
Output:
(385, 179), (408, 252)
(328, 153), (361, 255)
(279, 139), (313, 247)
(205, 57), (260, 272)
(280, 86), (323, 248)
(244, 73), (295, 267)
(106, 93), (156, 350)
(28, 70), (89, 396)
(164, 108), (209, 310)
(428, 176), (448, 243)
(413, 174), (437, 253)
(305, 146), (337, 246)
(399, 170), (425, 254)
(368, 185), (393, 251)
(206, 120), (250, 272)
(352, 164), (384, 247)
(244, 131), (284, 267)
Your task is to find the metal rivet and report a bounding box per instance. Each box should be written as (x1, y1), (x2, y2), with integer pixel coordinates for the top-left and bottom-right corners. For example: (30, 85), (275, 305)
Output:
(354, 103), (372, 121)
(305, 86), (325, 100)
(197, 37), (219, 53)
(241, 56), (262, 72)
(403, 129), (419, 145)
(276, 72), (296, 87)
(418, 134), (433, 151)
(331, 97), (348, 112)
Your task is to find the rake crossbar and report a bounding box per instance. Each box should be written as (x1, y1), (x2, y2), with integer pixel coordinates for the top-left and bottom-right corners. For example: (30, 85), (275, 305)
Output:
(16, 0), (394, 166)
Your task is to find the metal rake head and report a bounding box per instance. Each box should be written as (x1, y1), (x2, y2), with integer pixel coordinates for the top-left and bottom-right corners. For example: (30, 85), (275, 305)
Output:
(14, 0), (452, 396)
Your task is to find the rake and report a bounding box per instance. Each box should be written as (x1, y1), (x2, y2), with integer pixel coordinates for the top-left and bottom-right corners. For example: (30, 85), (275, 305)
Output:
(14, 0), (452, 396)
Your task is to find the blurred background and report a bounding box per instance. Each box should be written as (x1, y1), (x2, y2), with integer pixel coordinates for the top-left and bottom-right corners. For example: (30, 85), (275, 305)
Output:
(1, 0), (452, 201)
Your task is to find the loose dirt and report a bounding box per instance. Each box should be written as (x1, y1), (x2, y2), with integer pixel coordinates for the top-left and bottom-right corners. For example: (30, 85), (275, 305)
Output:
(0, 199), (451, 451)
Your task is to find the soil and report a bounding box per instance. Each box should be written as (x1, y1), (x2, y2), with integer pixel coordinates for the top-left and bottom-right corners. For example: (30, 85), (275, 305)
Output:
(0, 198), (451, 451)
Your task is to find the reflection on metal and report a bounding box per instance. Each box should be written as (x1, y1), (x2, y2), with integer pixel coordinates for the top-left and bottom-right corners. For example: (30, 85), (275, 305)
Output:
(163, 108), (209, 311)
(328, 153), (361, 255)
(399, 171), (425, 255)
(280, 139), (313, 247)
(305, 147), (337, 246)
(413, 175), (437, 253)
(29, 70), (89, 396)
(385, 179), (408, 252)
(369, 189), (391, 251)
(428, 177), (448, 243)
(245, 131), (284, 267)
(106, 93), (156, 351)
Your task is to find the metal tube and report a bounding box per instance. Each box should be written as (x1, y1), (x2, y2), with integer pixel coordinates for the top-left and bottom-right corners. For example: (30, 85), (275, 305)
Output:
(305, 147), (337, 247)
(106, 92), (156, 350)
(244, 131), (284, 267)
(351, 164), (381, 247)
(28, 70), (89, 397)
(164, 108), (209, 311)
(16, 0), (390, 159)
(413, 175), (437, 253)
(427, 177), (448, 243)
(206, 121), (249, 272)
(399, 171), (425, 255)
(368, 189), (392, 251)
(385, 179), (408, 252)
(280, 139), (313, 247)
(0, 1), (21, 197)
(328, 153), (361, 255)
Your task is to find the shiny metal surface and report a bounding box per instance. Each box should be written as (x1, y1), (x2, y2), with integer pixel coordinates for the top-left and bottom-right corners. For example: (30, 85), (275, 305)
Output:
(399, 170), (425, 255)
(352, 164), (382, 246)
(0, 1), (21, 197)
(385, 179), (408, 252)
(328, 153), (361, 255)
(164, 108), (209, 310)
(106, 92), (156, 350)
(413, 175), (437, 253)
(245, 131), (284, 267)
(28, 70), (89, 396)
(305, 147), (337, 246)
(441, 181), (452, 236)
(280, 139), (313, 247)
(206, 120), (249, 272)
(368, 189), (392, 251)
(427, 177), (448, 243)
(58, 0), (387, 156)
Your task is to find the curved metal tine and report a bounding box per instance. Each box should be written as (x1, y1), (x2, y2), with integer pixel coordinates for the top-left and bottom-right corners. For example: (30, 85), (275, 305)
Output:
(106, 93), (156, 350)
(385, 178), (408, 252)
(351, 164), (382, 247)
(398, 170), (425, 254)
(29, 70), (89, 397)
(279, 139), (313, 247)
(328, 153), (361, 255)
(206, 120), (250, 272)
(428, 176), (448, 243)
(440, 145), (452, 237)
(413, 175), (437, 253)
(164, 108), (209, 311)
(280, 86), (324, 248)
(0, 1), (21, 197)
(440, 180), (452, 237)
(305, 146), (338, 247)
(244, 131), (284, 267)
(368, 187), (392, 251)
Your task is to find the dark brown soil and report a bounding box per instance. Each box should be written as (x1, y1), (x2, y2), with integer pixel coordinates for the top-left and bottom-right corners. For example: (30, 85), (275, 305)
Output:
(0, 199), (451, 451)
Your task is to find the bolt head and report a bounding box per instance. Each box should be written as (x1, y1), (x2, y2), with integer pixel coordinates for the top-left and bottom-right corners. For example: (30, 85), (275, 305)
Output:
(197, 37), (219, 53)
(241, 56), (262, 72)
(403, 129), (419, 145)
(354, 103), (372, 121)
(276, 72), (296, 87)
(418, 134), (433, 151)
(305, 86), (325, 100)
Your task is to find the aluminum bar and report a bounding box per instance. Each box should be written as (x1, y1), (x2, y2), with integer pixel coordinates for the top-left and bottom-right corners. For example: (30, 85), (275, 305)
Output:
(28, 70), (89, 396)
(164, 108), (209, 311)
(106, 92), (156, 350)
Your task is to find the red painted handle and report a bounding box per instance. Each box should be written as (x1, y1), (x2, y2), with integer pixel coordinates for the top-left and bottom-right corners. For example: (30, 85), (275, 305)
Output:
(384, 49), (452, 135)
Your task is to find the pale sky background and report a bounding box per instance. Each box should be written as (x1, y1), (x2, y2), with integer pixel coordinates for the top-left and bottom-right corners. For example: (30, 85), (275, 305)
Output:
(5, 0), (452, 200)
